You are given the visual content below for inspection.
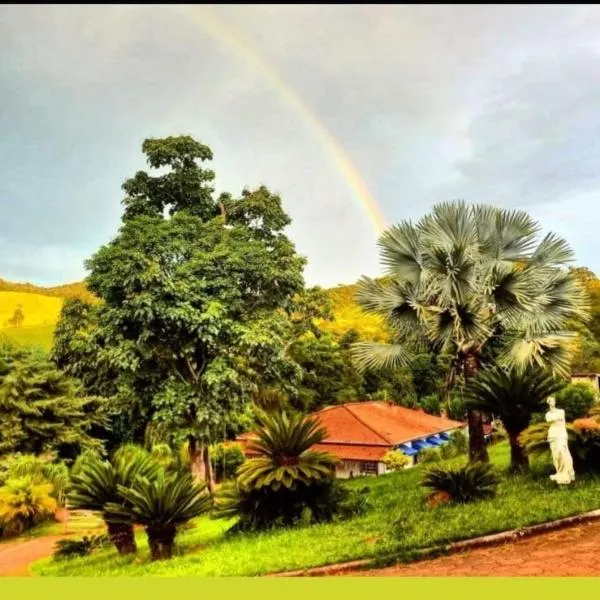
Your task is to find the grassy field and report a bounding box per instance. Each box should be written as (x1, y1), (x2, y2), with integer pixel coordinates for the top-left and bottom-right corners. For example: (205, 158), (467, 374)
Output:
(33, 443), (600, 577)
(0, 291), (63, 328)
(0, 324), (55, 350)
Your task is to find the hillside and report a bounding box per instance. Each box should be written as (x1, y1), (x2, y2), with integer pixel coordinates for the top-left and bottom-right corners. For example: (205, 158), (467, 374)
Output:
(0, 278), (389, 350)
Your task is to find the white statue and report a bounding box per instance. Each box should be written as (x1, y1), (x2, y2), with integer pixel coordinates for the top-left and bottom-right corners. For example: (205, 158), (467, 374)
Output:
(545, 397), (575, 485)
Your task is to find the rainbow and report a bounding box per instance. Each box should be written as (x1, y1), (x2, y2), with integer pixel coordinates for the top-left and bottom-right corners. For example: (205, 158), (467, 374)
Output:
(179, 6), (388, 234)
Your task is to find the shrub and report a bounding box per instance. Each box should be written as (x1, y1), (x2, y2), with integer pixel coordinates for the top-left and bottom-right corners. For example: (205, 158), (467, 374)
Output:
(419, 394), (441, 416)
(107, 470), (212, 560)
(555, 383), (596, 422)
(419, 448), (442, 464)
(439, 441), (458, 460)
(53, 534), (109, 559)
(69, 446), (159, 555)
(211, 443), (245, 482)
(421, 462), (499, 504)
(0, 477), (57, 538)
(446, 395), (467, 421)
(382, 450), (410, 472)
(0, 454), (70, 507)
(214, 479), (368, 531)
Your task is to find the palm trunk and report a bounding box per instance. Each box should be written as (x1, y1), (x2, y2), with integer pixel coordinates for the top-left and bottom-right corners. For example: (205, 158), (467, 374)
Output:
(507, 426), (529, 474)
(146, 524), (177, 560)
(106, 521), (136, 555)
(202, 445), (214, 492)
(188, 436), (206, 483)
(464, 354), (489, 464)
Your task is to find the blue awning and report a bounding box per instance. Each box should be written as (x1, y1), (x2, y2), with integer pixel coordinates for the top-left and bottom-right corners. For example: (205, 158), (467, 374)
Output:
(398, 443), (418, 456)
(412, 439), (434, 451)
(438, 432), (451, 441)
(426, 435), (444, 446)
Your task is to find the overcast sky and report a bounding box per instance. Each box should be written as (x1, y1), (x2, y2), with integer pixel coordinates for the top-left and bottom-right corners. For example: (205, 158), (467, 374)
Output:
(2, 5), (600, 287)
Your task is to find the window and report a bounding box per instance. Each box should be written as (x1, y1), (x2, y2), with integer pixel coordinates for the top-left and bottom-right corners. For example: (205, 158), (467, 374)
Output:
(360, 461), (378, 475)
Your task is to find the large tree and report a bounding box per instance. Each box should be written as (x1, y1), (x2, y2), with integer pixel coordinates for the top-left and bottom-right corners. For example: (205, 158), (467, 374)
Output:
(353, 201), (589, 463)
(74, 136), (305, 489)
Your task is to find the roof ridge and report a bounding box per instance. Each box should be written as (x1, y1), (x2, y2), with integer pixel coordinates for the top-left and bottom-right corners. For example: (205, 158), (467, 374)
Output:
(344, 404), (393, 444)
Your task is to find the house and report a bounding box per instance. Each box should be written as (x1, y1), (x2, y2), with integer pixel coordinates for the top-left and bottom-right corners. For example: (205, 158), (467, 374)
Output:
(571, 373), (600, 394)
(237, 401), (466, 479)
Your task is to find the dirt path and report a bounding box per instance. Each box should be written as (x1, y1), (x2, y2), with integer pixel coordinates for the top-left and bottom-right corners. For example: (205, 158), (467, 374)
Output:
(341, 520), (600, 576)
(0, 535), (67, 576)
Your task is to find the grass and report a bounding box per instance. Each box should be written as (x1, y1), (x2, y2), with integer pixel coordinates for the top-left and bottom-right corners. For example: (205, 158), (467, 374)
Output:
(32, 442), (600, 577)
(0, 324), (55, 351)
(0, 291), (63, 328)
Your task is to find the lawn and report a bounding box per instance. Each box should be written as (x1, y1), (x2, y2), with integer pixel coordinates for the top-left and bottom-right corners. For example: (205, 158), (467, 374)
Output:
(33, 443), (600, 577)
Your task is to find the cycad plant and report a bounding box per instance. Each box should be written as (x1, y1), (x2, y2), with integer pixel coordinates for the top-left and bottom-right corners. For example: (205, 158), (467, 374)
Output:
(69, 447), (158, 555)
(464, 366), (566, 472)
(236, 412), (337, 490)
(106, 470), (212, 560)
(421, 462), (500, 504)
(353, 201), (589, 463)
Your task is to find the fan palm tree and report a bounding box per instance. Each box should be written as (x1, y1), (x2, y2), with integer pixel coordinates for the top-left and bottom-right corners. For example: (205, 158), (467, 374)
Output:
(353, 201), (589, 463)
(464, 366), (566, 472)
(236, 412), (337, 491)
(69, 447), (158, 555)
(107, 470), (212, 560)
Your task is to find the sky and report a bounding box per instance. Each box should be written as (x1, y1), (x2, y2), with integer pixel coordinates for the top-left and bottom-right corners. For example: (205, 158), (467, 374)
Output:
(2, 5), (600, 288)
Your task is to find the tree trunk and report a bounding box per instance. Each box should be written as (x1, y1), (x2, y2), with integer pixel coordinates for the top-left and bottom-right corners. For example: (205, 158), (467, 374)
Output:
(464, 353), (489, 464)
(202, 445), (214, 493)
(507, 427), (529, 474)
(146, 524), (177, 560)
(188, 436), (206, 483)
(106, 521), (137, 555)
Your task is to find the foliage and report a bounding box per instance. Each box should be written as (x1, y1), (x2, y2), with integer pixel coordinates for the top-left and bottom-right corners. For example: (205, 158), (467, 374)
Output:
(353, 201), (589, 464)
(211, 443), (245, 482)
(382, 450), (410, 471)
(236, 412), (337, 491)
(555, 383), (596, 422)
(464, 366), (565, 471)
(0, 476), (57, 537)
(421, 462), (500, 504)
(53, 534), (109, 559)
(419, 394), (441, 416)
(107, 470), (212, 560)
(448, 430), (468, 455)
(419, 448), (442, 464)
(0, 453), (70, 507)
(0, 348), (107, 457)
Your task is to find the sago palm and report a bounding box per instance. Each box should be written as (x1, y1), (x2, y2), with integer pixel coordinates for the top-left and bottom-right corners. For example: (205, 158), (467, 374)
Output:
(421, 462), (499, 504)
(106, 470), (212, 560)
(237, 412), (337, 491)
(464, 366), (566, 472)
(353, 201), (589, 463)
(68, 447), (158, 555)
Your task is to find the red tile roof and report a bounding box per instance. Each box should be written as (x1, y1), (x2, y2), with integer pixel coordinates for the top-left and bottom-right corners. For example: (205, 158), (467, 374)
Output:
(236, 401), (465, 464)
(314, 401), (464, 446)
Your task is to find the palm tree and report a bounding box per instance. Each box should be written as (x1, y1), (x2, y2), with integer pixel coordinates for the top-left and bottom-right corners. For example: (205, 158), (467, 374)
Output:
(353, 201), (589, 463)
(464, 366), (565, 472)
(69, 447), (158, 555)
(107, 470), (212, 560)
(236, 412), (337, 491)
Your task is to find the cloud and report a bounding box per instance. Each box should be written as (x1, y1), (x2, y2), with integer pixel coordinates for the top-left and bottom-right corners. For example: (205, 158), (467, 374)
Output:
(2, 5), (600, 286)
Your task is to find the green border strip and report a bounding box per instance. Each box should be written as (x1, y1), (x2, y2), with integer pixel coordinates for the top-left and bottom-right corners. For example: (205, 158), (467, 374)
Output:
(273, 508), (600, 576)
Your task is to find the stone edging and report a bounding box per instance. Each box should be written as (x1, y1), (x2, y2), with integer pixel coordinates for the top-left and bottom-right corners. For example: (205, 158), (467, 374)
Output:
(271, 508), (600, 577)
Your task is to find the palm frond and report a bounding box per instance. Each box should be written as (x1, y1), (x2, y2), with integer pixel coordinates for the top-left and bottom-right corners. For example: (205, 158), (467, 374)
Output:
(351, 342), (411, 373)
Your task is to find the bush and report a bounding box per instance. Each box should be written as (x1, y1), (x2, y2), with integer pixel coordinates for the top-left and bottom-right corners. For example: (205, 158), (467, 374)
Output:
(555, 383), (596, 422)
(419, 394), (441, 416)
(446, 395), (467, 421)
(449, 430), (468, 455)
(214, 479), (368, 532)
(421, 462), (499, 504)
(382, 450), (410, 472)
(419, 448), (442, 464)
(439, 441), (458, 460)
(0, 477), (57, 538)
(211, 443), (245, 482)
(53, 534), (109, 559)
